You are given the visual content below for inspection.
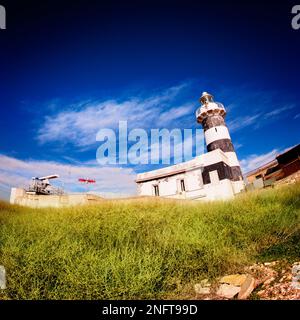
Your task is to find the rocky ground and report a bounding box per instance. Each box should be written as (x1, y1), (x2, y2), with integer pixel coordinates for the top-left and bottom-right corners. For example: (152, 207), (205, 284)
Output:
(194, 260), (300, 300)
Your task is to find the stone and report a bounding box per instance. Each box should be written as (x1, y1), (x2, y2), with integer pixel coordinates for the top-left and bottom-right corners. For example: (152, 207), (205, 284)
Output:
(264, 261), (278, 266)
(219, 274), (247, 286)
(263, 277), (275, 287)
(238, 275), (256, 300)
(292, 264), (300, 275)
(194, 283), (210, 295)
(0, 265), (6, 290)
(200, 279), (211, 287)
(257, 290), (265, 296)
(253, 280), (259, 288)
(216, 284), (240, 299)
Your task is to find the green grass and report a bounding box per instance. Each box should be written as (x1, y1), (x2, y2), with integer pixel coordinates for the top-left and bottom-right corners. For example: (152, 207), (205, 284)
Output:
(0, 184), (299, 300)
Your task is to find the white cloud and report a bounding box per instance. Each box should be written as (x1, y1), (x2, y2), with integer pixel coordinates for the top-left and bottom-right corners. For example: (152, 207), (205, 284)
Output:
(0, 154), (137, 200)
(227, 114), (261, 132)
(240, 149), (279, 174)
(37, 84), (191, 148)
(35, 83), (298, 153)
(264, 104), (295, 118)
(227, 104), (295, 133)
(294, 113), (300, 119)
(233, 142), (243, 150)
(157, 103), (194, 124)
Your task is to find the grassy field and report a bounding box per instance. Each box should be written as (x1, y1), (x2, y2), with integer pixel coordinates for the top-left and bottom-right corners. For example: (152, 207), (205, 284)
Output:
(0, 184), (299, 300)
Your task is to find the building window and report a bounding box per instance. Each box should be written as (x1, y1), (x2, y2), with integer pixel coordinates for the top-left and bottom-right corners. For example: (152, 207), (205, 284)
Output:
(180, 179), (185, 192)
(153, 185), (159, 196)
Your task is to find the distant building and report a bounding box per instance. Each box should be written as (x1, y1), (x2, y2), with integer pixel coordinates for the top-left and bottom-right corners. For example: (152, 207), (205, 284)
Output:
(136, 92), (245, 201)
(246, 144), (300, 187)
(10, 188), (103, 208)
(246, 160), (278, 184)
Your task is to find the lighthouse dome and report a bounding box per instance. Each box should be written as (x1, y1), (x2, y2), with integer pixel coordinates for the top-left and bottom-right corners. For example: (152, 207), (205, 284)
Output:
(196, 91), (226, 124)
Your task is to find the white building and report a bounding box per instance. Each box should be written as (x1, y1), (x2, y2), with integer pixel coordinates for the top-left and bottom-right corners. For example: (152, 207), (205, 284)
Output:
(136, 92), (245, 201)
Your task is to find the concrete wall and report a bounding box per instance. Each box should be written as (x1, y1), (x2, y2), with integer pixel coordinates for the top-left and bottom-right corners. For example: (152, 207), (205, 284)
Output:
(137, 149), (245, 201)
(138, 168), (207, 200)
(10, 188), (103, 208)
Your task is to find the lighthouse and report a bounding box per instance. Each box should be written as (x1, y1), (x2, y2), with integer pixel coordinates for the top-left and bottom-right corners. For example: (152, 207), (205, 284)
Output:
(196, 91), (243, 183)
(136, 91), (245, 200)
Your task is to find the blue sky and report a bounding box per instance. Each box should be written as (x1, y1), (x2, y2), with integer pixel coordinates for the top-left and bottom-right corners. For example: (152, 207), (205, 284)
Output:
(0, 0), (299, 199)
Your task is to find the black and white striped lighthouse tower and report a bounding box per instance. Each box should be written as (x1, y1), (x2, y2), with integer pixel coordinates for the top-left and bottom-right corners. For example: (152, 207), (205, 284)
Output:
(196, 92), (243, 182)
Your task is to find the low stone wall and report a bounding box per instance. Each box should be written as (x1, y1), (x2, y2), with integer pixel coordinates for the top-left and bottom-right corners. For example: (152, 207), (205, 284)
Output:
(10, 188), (103, 208)
(275, 170), (300, 187)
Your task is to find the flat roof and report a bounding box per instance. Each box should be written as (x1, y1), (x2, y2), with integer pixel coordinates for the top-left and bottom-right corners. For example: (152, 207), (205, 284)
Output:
(136, 149), (229, 183)
(136, 155), (205, 183)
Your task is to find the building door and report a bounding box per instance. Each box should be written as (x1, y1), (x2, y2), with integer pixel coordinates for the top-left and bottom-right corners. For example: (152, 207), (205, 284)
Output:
(153, 185), (159, 196)
(209, 170), (219, 185)
(180, 179), (185, 192)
